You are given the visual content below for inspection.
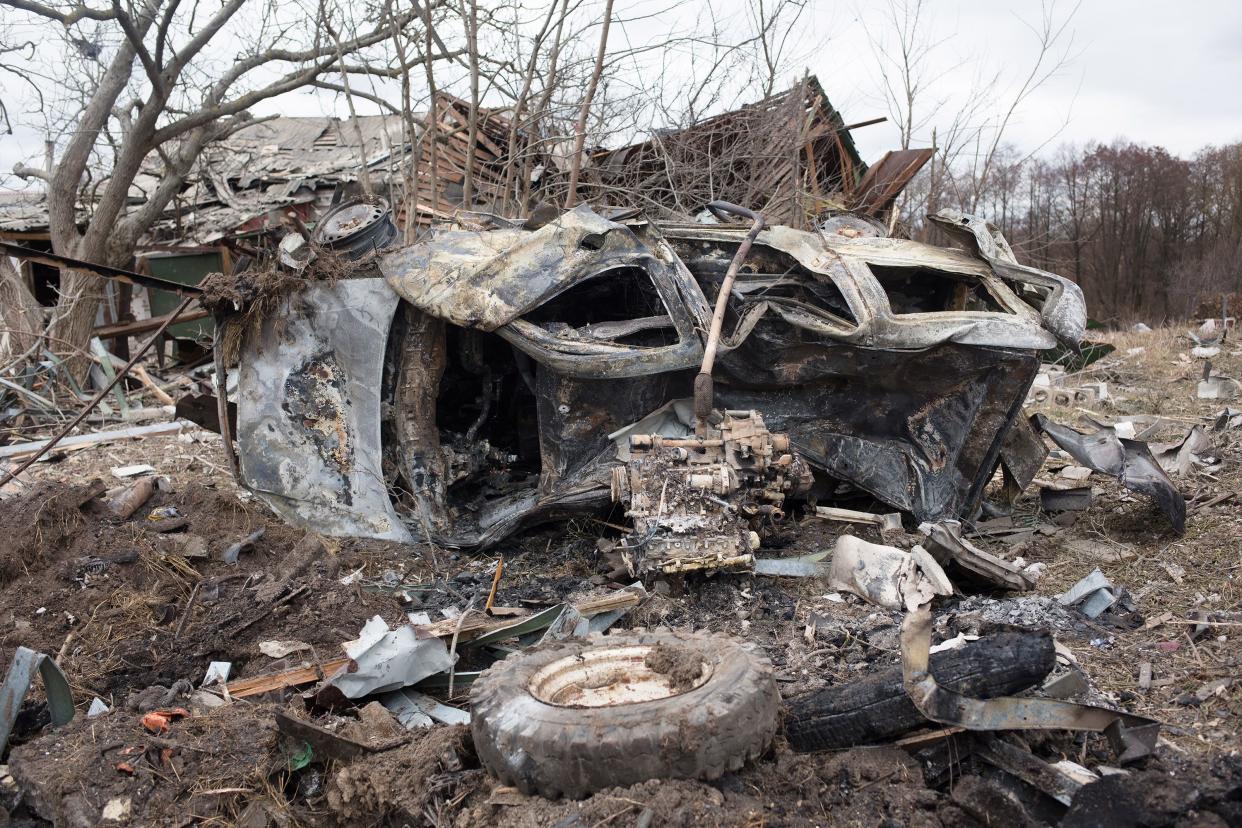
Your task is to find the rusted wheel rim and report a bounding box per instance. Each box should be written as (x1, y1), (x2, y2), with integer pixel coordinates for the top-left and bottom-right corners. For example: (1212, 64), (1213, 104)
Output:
(528, 644), (712, 708)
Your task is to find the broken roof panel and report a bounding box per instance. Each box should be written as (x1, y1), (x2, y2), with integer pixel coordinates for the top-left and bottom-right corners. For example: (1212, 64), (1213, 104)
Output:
(0, 192), (52, 234)
(852, 148), (936, 217)
(582, 76), (875, 228)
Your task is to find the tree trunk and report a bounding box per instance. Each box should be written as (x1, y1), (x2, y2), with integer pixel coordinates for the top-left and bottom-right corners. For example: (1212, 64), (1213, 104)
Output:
(563, 0), (615, 208)
(48, 268), (106, 383)
(0, 255), (44, 362)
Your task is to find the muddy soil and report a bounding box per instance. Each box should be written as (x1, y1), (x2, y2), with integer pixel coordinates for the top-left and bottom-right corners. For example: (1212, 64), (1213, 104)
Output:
(0, 326), (1240, 825)
(9, 704), (278, 827)
(643, 641), (706, 691)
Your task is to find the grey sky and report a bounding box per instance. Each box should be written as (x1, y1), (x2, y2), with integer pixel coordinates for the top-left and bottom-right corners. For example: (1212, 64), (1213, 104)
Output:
(2, 0), (1240, 189)
(825, 0), (1242, 161)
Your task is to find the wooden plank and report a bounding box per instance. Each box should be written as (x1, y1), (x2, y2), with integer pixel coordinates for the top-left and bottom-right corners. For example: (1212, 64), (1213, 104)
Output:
(130, 364), (175, 406)
(0, 420), (193, 460)
(437, 101), (505, 158)
(226, 657), (352, 698)
(94, 307), (210, 339)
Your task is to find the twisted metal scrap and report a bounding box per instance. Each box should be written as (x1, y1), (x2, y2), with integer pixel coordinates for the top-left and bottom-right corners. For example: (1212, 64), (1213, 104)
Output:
(900, 602), (1159, 764)
(0, 646), (75, 756)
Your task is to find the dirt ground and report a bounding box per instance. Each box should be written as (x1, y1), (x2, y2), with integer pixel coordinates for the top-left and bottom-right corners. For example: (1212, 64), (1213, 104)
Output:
(0, 326), (1240, 826)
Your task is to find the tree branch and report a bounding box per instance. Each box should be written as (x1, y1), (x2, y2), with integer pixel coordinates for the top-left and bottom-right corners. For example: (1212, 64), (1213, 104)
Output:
(12, 162), (50, 181)
(153, 0), (184, 70)
(0, 0), (116, 25)
(151, 9), (428, 146)
(311, 80), (402, 115)
(110, 0), (164, 93)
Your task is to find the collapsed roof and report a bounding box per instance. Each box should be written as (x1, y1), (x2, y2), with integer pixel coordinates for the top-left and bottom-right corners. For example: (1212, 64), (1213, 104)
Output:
(1, 76), (930, 247)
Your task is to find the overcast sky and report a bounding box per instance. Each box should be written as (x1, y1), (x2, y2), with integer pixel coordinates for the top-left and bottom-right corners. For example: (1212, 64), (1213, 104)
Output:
(821, 0), (1242, 161)
(2, 0), (1241, 189)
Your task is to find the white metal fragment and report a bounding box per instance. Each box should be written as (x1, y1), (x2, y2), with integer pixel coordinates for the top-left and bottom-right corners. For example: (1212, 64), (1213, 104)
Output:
(202, 661), (231, 686)
(111, 464), (156, 478)
(381, 688), (471, 728)
(329, 615), (454, 699)
(827, 535), (952, 611)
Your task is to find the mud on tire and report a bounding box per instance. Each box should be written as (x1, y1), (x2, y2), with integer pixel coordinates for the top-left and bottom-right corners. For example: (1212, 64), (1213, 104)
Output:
(469, 630), (780, 799)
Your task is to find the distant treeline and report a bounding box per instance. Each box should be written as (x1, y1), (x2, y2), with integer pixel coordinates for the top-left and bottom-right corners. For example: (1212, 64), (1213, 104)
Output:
(907, 141), (1242, 325)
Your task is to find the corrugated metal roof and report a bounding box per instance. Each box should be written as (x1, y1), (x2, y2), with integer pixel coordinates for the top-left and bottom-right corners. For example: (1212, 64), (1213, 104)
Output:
(0, 193), (51, 233)
(1, 116), (411, 239)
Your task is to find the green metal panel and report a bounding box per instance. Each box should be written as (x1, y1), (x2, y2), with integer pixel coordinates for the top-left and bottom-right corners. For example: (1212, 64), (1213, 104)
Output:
(146, 252), (220, 340)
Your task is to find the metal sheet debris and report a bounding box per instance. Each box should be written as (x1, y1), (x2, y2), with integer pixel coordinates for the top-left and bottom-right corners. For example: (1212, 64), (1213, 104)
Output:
(1152, 425), (1216, 477)
(1033, 415), (1186, 534)
(1059, 569), (1118, 619)
(0, 647), (74, 757)
(754, 554), (831, 578)
(919, 520), (1033, 591)
(202, 661), (232, 686)
(827, 535), (952, 610)
(1041, 486), (1092, 513)
(236, 278), (412, 542)
(814, 507), (902, 534)
(329, 616), (455, 699)
(381, 688), (471, 728)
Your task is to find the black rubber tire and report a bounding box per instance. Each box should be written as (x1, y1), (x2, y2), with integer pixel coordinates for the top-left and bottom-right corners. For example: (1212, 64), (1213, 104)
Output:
(469, 630), (780, 799)
(784, 630), (1055, 752)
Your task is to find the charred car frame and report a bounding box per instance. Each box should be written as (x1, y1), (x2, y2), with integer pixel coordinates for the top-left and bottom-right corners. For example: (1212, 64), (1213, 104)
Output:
(228, 202), (1087, 558)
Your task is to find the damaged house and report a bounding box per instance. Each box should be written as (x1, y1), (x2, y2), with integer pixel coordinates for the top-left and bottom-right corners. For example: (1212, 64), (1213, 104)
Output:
(0, 92), (533, 348)
(1, 77), (917, 345)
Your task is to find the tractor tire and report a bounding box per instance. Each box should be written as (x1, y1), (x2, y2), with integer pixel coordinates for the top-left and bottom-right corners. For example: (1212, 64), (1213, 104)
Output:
(784, 630), (1055, 752)
(470, 630), (780, 799)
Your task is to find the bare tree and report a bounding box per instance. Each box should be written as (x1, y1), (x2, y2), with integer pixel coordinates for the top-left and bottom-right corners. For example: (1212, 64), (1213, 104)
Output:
(563, 0), (614, 207)
(0, 254), (43, 364)
(953, 1), (1079, 213)
(2, 0), (458, 380)
(861, 0), (1077, 233)
(459, 0), (480, 204)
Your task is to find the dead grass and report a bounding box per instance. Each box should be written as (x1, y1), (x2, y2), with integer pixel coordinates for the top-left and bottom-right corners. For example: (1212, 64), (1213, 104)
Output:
(1017, 325), (1242, 757)
(60, 587), (169, 698)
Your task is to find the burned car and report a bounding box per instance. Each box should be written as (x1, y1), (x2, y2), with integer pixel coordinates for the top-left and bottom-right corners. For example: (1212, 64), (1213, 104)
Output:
(227, 201), (1086, 570)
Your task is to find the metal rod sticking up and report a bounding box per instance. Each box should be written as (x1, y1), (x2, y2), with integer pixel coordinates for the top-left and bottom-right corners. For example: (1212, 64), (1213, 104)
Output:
(693, 201), (766, 436)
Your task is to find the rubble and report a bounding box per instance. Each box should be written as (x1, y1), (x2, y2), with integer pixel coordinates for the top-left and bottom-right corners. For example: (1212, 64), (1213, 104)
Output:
(4, 180), (1234, 826)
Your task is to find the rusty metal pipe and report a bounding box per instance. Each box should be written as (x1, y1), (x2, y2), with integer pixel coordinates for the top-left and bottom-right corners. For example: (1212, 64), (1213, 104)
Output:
(695, 201), (765, 432)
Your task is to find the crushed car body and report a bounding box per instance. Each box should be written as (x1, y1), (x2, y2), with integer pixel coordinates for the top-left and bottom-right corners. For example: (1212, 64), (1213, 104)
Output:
(230, 202), (1088, 552)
